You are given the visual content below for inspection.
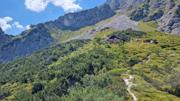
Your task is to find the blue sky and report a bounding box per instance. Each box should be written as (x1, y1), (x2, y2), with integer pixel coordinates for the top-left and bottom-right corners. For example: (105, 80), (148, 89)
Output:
(0, 0), (106, 35)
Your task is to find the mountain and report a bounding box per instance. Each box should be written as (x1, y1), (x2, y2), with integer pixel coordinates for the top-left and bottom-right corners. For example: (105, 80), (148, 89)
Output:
(0, 0), (180, 101)
(0, 4), (115, 63)
(45, 4), (115, 31)
(0, 0), (179, 63)
(106, 0), (180, 34)
(0, 24), (54, 63)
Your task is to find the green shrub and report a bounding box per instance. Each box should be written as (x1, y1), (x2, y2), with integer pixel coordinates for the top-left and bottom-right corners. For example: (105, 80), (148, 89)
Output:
(32, 83), (44, 94)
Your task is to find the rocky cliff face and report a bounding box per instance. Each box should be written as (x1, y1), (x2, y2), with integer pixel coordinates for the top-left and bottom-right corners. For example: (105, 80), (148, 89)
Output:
(106, 0), (180, 34)
(45, 4), (115, 30)
(159, 5), (180, 34)
(0, 24), (54, 63)
(128, 0), (176, 21)
(147, 0), (179, 34)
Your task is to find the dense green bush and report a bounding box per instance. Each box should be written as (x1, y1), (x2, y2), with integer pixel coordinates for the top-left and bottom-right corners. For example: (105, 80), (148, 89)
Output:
(32, 83), (44, 94)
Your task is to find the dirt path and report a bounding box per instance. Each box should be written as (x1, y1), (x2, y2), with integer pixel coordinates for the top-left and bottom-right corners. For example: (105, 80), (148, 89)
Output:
(123, 75), (137, 101)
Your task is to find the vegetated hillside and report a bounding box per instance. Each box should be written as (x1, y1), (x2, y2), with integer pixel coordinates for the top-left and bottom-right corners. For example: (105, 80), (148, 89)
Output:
(0, 22), (180, 100)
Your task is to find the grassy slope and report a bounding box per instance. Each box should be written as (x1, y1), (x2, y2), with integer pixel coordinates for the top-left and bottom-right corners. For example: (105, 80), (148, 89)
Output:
(52, 26), (180, 101)
(132, 22), (180, 100)
(49, 26), (95, 43)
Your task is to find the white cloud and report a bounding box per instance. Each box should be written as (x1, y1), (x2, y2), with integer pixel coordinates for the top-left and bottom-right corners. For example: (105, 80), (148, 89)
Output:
(50, 0), (82, 12)
(25, 0), (82, 13)
(0, 17), (13, 31)
(13, 22), (24, 29)
(25, 0), (49, 13)
(0, 17), (30, 32)
(3, 17), (13, 22)
(25, 25), (31, 30)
